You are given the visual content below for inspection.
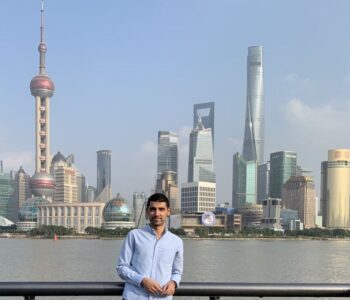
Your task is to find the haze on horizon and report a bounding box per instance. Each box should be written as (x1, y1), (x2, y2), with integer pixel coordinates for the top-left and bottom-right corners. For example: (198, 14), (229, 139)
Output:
(1, 0), (350, 204)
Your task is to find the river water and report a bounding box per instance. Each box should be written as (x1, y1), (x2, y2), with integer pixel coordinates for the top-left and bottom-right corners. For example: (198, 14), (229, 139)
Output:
(1, 238), (350, 299)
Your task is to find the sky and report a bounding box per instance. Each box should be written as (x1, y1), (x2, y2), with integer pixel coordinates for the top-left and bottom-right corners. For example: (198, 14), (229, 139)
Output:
(1, 0), (350, 205)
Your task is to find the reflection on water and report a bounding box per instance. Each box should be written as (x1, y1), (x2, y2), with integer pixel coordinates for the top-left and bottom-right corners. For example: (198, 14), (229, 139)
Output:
(1, 239), (350, 299)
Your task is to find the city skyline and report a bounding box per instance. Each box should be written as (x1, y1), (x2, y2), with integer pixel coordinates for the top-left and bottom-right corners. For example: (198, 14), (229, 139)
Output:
(1, 1), (350, 204)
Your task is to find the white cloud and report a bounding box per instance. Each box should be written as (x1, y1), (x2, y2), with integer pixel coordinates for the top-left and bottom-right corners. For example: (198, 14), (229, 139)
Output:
(134, 140), (157, 156)
(0, 151), (34, 173)
(283, 98), (350, 133)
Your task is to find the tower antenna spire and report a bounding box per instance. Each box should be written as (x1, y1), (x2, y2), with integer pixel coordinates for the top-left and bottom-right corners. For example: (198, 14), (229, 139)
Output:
(40, 0), (44, 43)
(38, 0), (47, 75)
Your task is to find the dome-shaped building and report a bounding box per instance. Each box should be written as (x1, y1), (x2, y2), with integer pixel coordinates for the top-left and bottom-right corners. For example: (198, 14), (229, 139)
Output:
(102, 196), (135, 229)
(17, 197), (49, 231)
(30, 172), (55, 198)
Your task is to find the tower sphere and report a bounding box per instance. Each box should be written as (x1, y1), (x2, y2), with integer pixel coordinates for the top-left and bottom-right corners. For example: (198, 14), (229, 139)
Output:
(30, 172), (55, 198)
(30, 74), (55, 98)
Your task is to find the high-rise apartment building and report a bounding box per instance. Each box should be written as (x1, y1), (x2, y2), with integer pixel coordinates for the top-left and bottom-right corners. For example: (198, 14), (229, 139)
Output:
(29, 1), (55, 201)
(97, 150), (112, 201)
(133, 192), (146, 228)
(51, 152), (78, 203)
(242, 46), (264, 164)
(232, 153), (257, 208)
(193, 102), (215, 147)
(324, 149), (350, 228)
(269, 151), (297, 199)
(282, 176), (316, 228)
(12, 167), (32, 222)
(188, 118), (215, 183)
(157, 131), (178, 183)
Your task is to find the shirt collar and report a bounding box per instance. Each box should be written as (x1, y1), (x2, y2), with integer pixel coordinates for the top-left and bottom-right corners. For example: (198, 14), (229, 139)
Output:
(146, 224), (168, 236)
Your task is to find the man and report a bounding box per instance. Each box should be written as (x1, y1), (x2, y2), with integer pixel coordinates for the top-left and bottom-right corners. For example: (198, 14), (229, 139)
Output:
(117, 193), (183, 299)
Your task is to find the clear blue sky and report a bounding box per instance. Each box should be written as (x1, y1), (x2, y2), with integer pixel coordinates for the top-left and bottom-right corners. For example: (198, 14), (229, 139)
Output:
(1, 0), (350, 204)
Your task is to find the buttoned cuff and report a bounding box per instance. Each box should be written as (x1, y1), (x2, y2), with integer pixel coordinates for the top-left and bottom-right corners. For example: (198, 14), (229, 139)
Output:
(170, 275), (181, 287)
(134, 274), (144, 287)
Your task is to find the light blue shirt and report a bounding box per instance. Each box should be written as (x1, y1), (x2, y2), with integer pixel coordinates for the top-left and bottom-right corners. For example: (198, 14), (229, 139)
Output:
(117, 225), (184, 300)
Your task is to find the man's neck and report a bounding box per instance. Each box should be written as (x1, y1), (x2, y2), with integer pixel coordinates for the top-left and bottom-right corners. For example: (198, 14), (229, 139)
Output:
(150, 224), (166, 239)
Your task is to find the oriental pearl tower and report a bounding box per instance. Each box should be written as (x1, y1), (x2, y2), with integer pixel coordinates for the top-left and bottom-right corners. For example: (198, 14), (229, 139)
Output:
(29, 0), (55, 201)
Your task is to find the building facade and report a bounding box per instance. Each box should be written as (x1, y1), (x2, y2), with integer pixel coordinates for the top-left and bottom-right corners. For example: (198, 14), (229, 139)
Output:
(133, 192), (147, 228)
(0, 172), (14, 221)
(188, 118), (215, 183)
(12, 167), (32, 222)
(325, 149), (350, 228)
(96, 150), (112, 201)
(282, 176), (316, 228)
(37, 202), (105, 233)
(242, 46), (264, 164)
(269, 151), (297, 199)
(155, 171), (180, 214)
(257, 162), (270, 204)
(181, 182), (216, 214)
(232, 153), (257, 208)
(237, 204), (263, 228)
(51, 152), (78, 203)
(157, 131), (179, 183)
(193, 102), (215, 148)
(261, 198), (282, 230)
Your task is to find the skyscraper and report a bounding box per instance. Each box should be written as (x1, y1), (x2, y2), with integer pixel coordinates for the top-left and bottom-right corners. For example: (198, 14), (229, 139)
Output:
(12, 167), (32, 222)
(242, 46), (264, 164)
(320, 161), (328, 227)
(97, 150), (112, 201)
(133, 192), (146, 228)
(193, 102), (215, 147)
(282, 176), (316, 228)
(157, 131), (179, 183)
(0, 169), (14, 220)
(269, 151), (297, 199)
(156, 170), (180, 214)
(29, 0), (55, 201)
(257, 162), (270, 204)
(51, 152), (78, 203)
(188, 117), (215, 183)
(232, 152), (257, 208)
(324, 149), (350, 228)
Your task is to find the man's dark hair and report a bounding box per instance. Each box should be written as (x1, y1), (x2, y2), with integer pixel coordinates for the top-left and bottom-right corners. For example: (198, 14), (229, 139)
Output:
(146, 193), (170, 209)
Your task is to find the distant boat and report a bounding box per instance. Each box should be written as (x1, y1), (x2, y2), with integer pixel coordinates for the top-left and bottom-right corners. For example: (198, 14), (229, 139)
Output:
(53, 233), (58, 241)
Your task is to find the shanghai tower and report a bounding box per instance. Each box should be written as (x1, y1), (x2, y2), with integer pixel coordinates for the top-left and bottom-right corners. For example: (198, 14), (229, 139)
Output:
(242, 46), (264, 164)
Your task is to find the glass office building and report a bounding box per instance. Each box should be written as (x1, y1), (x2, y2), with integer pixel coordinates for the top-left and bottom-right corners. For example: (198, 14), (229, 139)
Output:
(96, 150), (111, 196)
(0, 172), (14, 221)
(232, 152), (257, 208)
(193, 102), (215, 148)
(157, 131), (179, 183)
(269, 151), (297, 199)
(188, 118), (215, 183)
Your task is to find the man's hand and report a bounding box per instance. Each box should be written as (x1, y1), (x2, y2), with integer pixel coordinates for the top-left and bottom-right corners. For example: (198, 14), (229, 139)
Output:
(141, 277), (163, 295)
(161, 280), (177, 296)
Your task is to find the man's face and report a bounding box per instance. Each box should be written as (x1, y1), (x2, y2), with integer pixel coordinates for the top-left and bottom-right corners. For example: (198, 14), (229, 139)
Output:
(147, 201), (170, 228)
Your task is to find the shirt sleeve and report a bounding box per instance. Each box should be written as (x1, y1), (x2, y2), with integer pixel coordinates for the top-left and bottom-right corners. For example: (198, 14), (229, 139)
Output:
(170, 239), (183, 287)
(116, 231), (144, 287)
